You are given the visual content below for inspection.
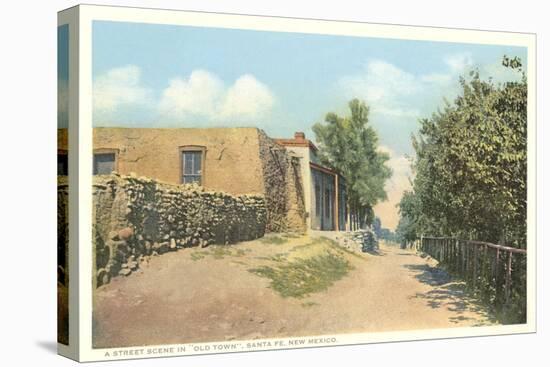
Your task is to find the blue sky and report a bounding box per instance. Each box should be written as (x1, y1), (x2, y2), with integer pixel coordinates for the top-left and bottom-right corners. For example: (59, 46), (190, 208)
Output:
(91, 20), (527, 229)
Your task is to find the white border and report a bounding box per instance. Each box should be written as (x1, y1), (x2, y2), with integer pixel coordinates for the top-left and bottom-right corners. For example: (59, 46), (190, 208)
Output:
(72, 4), (536, 362)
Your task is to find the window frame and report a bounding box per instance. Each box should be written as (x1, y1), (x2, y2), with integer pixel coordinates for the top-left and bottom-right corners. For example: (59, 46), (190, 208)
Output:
(179, 145), (206, 185)
(93, 148), (119, 175)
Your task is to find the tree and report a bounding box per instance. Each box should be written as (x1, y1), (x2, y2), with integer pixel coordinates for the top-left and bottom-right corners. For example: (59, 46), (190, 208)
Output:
(398, 56), (527, 247)
(372, 216), (382, 237)
(313, 99), (392, 229)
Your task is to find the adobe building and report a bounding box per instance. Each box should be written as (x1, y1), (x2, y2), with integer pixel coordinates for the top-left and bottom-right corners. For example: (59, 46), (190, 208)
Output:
(57, 127), (349, 232)
(275, 132), (347, 231)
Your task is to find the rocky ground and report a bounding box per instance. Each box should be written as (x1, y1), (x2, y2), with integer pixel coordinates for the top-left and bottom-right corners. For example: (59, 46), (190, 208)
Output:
(92, 233), (495, 348)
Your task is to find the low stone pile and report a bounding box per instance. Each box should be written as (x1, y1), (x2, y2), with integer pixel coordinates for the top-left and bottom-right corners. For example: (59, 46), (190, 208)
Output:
(92, 174), (267, 287)
(356, 229), (379, 253)
(333, 229), (379, 253)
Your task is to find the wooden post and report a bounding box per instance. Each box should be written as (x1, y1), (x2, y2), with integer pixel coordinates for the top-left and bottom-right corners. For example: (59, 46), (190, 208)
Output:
(505, 252), (513, 305)
(473, 244), (477, 290)
(482, 244), (488, 298)
(495, 248), (500, 302)
(455, 239), (460, 272)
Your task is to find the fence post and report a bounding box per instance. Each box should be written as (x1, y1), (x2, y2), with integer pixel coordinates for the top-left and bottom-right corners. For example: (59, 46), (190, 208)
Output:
(495, 248), (500, 305)
(505, 252), (513, 306)
(422, 236), (525, 322)
(473, 243), (477, 290)
(482, 244), (488, 299)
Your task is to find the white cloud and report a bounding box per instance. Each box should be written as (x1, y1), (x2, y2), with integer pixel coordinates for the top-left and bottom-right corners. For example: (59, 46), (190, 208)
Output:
(93, 65), (152, 116)
(374, 146), (413, 230)
(92, 67), (275, 125)
(158, 70), (225, 120)
(219, 75), (275, 120)
(337, 54), (481, 129)
(444, 52), (474, 73)
(158, 70), (275, 123)
(340, 60), (419, 106)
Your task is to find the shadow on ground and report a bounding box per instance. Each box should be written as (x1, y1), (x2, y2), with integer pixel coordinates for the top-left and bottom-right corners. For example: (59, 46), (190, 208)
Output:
(404, 263), (496, 326)
(363, 248), (386, 256)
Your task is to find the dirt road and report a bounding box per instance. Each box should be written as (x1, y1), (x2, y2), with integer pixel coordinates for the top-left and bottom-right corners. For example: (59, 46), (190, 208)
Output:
(93, 235), (494, 348)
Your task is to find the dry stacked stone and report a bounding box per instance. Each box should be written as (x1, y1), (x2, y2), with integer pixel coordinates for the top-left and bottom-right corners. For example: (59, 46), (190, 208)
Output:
(92, 174), (267, 287)
(57, 176), (69, 286)
(257, 130), (306, 232)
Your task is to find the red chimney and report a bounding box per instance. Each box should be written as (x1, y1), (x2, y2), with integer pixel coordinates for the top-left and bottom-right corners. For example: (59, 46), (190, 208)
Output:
(294, 132), (306, 141)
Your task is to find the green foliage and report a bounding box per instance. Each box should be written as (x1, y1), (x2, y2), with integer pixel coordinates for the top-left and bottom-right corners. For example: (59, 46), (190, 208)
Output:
(313, 99), (392, 227)
(396, 191), (421, 245)
(249, 251), (353, 298)
(399, 56), (527, 247)
(372, 216), (398, 242)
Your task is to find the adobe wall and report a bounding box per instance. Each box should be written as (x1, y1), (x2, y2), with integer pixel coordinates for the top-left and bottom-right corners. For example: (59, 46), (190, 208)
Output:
(58, 127), (266, 195)
(91, 174), (267, 287)
(257, 131), (306, 233)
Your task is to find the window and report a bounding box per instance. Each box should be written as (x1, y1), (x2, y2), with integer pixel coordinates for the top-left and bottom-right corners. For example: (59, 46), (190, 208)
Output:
(58, 152), (68, 176)
(315, 183), (321, 216)
(181, 148), (205, 185)
(325, 188), (332, 218)
(93, 153), (116, 175)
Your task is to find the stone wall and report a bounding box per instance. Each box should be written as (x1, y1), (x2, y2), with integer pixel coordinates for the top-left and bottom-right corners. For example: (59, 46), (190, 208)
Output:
(58, 127), (308, 235)
(285, 157), (307, 232)
(57, 176), (69, 285)
(257, 130), (306, 233)
(57, 176), (69, 345)
(92, 174), (267, 287)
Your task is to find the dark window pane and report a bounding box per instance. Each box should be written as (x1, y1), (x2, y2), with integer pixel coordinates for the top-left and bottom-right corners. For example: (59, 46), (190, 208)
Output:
(193, 152), (202, 175)
(315, 184), (321, 216)
(325, 189), (331, 218)
(93, 153), (115, 175)
(58, 154), (68, 176)
(184, 152), (194, 175)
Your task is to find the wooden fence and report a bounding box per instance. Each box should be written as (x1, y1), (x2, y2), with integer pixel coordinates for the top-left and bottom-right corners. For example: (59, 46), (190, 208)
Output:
(420, 236), (527, 323)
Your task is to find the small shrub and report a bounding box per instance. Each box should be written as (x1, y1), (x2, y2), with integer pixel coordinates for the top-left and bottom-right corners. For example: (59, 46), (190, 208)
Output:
(249, 251), (354, 298)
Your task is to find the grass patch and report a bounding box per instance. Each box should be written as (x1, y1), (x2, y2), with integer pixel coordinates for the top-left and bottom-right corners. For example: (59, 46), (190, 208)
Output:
(282, 233), (303, 239)
(190, 252), (207, 261)
(259, 236), (289, 245)
(210, 246), (233, 259)
(249, 251), (354, 298)
(301, 301), (319, 308)
(254, 253), (288, 262)
(289, 242), (316, 252)
(315, 236), (366, 260)
(191, 246), (249, 261)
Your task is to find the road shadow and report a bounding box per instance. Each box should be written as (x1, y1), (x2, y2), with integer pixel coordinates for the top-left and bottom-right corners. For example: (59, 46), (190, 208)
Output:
(363, 248), (386, 256)
(404, 263), (496, 325)
(403, 264), (452, 286)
